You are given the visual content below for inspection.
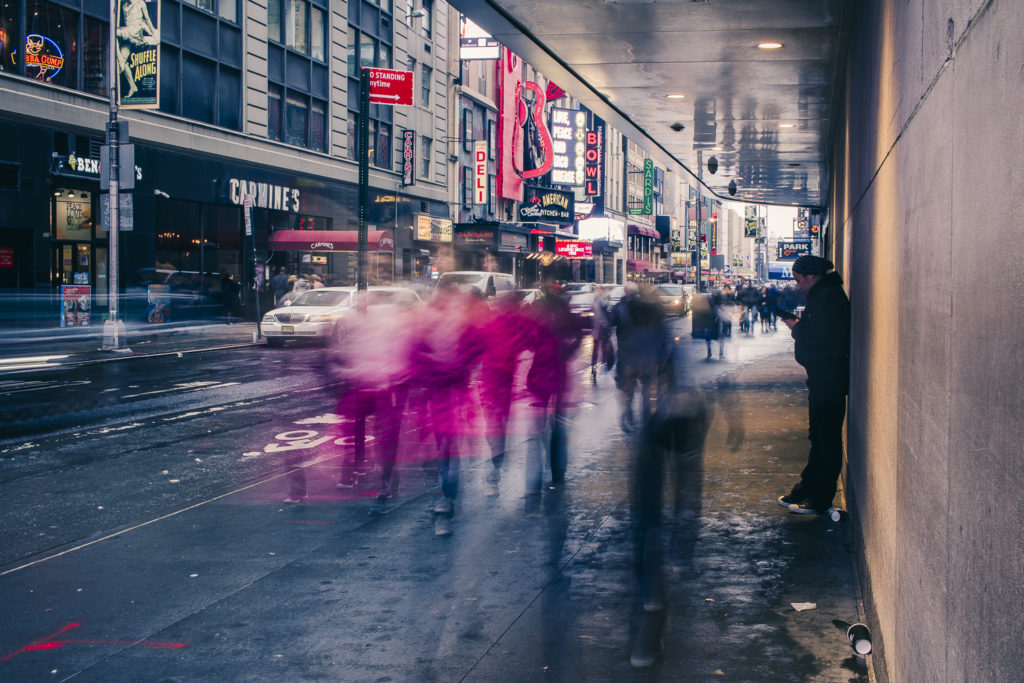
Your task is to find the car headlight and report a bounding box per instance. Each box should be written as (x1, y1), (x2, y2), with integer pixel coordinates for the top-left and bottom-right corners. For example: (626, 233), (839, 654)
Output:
(307, 314), (336, 323)
(262, 314), (275, 322)
(673, 299), (681, 305)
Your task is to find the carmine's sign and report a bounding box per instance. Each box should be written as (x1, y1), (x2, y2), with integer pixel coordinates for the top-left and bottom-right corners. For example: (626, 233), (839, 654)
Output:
(401, 130), (415, 186)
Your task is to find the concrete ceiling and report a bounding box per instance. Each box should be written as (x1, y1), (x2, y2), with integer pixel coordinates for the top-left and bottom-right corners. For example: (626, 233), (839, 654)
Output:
(447, 0), (849, 208)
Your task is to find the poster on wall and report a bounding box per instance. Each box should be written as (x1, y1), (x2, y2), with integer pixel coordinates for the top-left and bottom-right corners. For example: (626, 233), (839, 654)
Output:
(60, 285), (91, 327)
(147, 283), (170, 322)
(55, 192), (93, 241)
(744, 205), (758, 238)
(117, 0), (161, 108)
(496, 46), (523, 201)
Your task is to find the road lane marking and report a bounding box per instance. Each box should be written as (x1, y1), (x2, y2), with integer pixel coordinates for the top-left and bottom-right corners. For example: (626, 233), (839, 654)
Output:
(121, 381), (239, 399)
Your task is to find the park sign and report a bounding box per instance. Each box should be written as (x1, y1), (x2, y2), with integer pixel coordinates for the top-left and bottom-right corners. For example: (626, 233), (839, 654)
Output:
(367, 68), (413, 105)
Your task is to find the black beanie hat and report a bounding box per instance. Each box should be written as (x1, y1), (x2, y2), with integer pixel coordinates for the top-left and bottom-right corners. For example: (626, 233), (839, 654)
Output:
(792, 255), (833, 275)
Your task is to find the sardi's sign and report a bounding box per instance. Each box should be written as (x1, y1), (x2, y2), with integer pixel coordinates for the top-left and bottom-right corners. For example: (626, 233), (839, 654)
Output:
(117, 0), (161, 109)
(519, 186), (574, 223)
(229, 178), (301, 212)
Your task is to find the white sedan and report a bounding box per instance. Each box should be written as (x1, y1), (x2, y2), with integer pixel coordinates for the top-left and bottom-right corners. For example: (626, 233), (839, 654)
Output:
(261, 286), (421, 346)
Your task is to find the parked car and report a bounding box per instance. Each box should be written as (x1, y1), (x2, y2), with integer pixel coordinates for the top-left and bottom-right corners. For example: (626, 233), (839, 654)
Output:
(434, 271), (516, 298)
(563, 282), (595, 294)
(514, 288), (543, 305)
(261, 286), (421, 346)
(654, 283), (691, 317)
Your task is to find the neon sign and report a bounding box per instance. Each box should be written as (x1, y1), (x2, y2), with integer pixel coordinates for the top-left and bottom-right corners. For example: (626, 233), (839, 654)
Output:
(24, 34), (64, 82)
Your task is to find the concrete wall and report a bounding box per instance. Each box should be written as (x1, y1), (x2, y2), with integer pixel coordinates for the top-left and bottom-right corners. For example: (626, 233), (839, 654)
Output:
(830, 0), (1024, 680)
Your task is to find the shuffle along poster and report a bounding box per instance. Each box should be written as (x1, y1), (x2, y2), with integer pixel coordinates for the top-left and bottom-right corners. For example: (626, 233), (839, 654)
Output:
(116, 0), (161, 109)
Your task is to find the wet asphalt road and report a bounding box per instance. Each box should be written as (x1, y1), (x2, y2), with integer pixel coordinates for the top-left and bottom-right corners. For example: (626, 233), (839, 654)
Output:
(0, 318), (868, 681)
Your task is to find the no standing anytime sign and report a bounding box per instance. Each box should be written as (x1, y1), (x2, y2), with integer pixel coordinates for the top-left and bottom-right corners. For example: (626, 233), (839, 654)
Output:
(367, 68), (414, 105)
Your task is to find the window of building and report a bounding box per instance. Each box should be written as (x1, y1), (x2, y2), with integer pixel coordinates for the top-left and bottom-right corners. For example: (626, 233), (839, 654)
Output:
(420, 64), (431, 107)
(157, 0), (243, 130)
(268, 0), (329, 150)
(348, 1), (394, 169)
(462, 108), (473, 152)
(420, 0), (432, 38)
(419, 136), (431, 179)
(462, 166), (472, 208)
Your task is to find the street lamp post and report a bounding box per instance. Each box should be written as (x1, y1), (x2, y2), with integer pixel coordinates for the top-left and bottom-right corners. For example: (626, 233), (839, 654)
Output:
(102, 0), (126, 350)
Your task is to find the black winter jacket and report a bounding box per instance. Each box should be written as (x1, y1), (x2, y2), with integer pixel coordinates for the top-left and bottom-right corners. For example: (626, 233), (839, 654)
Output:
(791, 272), (850, 393)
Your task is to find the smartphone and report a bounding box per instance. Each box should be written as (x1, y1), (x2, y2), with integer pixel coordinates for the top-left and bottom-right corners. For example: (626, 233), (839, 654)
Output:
(775, 308), (797, 321)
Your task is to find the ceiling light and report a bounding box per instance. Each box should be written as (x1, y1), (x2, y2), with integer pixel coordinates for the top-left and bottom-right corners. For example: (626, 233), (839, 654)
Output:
(665, 93), (686, 100)
(779, 123), (795, 128)
(711, 146), (723, 151)
(758, 42), (783, 49)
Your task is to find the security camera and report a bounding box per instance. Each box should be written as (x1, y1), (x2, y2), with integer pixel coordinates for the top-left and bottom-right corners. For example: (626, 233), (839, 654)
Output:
(669, 122), (685, 132)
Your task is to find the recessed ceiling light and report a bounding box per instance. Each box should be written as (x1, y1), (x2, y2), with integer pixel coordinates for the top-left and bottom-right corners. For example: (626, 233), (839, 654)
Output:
(665, 93), (686, 100)
(779, 123), (795, 128)
(710, 146), (723, 151)
(758, 42), (783, 49)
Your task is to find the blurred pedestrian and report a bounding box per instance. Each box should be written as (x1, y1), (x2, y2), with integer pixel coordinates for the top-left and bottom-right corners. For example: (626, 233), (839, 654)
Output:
(610, 283), (672, 431)
(220, 272), (239, 323)
(590, 285), (615, 381)
(690, 290), (726, 361)
(411, 282), (486, 535)
(524, 278), (583, 498)
(320, 295), (416, 512)
(479, 291), (530, 496)
(270, 266), (289, 306)
(778, 255), (851, 514)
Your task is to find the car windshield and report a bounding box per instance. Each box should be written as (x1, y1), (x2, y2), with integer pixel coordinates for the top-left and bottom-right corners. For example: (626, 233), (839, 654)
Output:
(290, 291), (351, 307)
(439, 274), (486, 287)
(656, 285), (683, 296)
(569, 293), (595, 306)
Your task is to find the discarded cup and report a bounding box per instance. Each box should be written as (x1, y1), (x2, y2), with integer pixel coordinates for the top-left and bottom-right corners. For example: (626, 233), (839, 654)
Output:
(847, 623), (872, 655)
(828, 507), (849, 522)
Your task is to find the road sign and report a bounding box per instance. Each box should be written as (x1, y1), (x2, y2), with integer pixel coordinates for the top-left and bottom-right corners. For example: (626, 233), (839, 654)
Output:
(366, 68), (414, 105)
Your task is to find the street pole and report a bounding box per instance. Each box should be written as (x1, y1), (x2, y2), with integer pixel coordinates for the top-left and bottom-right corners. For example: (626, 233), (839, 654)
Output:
(695, 151), (703, 293)
(102, 0), (125, 350)
(357, 68), (370, 292)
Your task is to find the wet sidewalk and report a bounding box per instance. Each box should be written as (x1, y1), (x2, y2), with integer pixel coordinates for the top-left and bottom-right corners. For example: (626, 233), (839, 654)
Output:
(0, 331), (869, 681)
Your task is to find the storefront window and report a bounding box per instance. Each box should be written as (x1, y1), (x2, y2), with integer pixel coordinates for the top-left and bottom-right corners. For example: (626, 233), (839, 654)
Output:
(83, 16), (108, 96)
(25, 0), (80, 90)
(54, 189), (93, 241)
(0, 2), (17, 73)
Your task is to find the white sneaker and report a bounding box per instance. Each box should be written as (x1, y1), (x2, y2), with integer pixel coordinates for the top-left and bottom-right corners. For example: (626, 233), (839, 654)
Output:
(433, 497), (454, 515)
(434, 515), (453, 536)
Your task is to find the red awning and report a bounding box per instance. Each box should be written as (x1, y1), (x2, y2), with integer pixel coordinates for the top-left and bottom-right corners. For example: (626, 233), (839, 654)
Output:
(627, 225), (658, 238)
(268, 230), (395, 252)
(627, 259), (653, 273)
